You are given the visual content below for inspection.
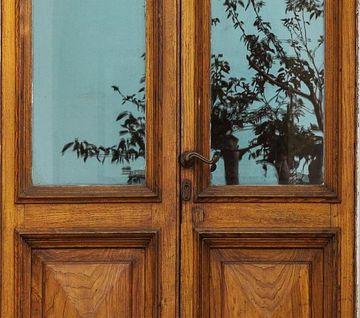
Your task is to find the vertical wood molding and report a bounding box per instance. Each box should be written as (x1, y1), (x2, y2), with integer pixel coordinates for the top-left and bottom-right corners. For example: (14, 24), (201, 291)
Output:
(332, 0), (357, 315)
(2, 0), (18, 315)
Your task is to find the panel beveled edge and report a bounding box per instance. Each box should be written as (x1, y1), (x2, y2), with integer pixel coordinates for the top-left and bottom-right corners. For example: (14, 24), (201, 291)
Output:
(15, 0), (163, 203)
(194, 228), (339, 317)
(14, 228), (160, 317)
(193, 0), (341, 203)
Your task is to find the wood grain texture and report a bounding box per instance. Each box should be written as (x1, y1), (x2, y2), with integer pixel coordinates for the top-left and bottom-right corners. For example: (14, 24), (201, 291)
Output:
(15, 229), (159, 318)
(329, 0), (357, 315)
(180, 0), (355, 317)
(43, 263), (132, 318)
(222, 263), (310, 318)
(2, 0), (179, 317)
(180, 0), (197, 315)
(1, 0), (356, 316)
(196, 229), (337, 318)
(1, 0), (19, 315)
(23, 204), (153, 228)
(196, 203), (331, 228)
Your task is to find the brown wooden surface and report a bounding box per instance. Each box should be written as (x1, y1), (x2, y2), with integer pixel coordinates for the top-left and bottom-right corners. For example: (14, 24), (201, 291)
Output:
(181, 0), (356, 317)
(220, 263), (310, 317)
(2, 0), (179, 317)
(16, 230), (159, 317)
(1, 0), (356, 317)
(196, 230), (337, 317)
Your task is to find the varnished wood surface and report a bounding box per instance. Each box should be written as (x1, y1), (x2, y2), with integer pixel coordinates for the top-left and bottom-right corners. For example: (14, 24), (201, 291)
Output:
(0, 0), (356, 317)
(195, 230), (337, 318)
(2, 0), (179, 317)
(43, 262), (133, 317)
(16, 230), (159, 317)
(221, 263), (310, 318)
(181, 0), (356, 317)
(193, 203), (331, 228)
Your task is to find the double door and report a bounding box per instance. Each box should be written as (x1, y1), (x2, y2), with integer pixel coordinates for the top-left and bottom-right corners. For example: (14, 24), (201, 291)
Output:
(1, 0), (356, 317)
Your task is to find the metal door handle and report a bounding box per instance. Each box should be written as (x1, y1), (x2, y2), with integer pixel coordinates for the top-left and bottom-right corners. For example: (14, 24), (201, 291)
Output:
(179, 151), (220, 172)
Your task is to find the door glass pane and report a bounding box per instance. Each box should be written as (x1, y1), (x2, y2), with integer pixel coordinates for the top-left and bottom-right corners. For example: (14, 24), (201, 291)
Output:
(211, 0), (324, 185)
(32, 0), (146, 185)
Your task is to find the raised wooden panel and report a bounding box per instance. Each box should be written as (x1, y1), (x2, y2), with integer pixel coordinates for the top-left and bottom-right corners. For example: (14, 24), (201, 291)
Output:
(42, 262), (132, 317)
(222, 263), (310, 317)
(15, 229), (159, 317)
(196, 229), (338, 317)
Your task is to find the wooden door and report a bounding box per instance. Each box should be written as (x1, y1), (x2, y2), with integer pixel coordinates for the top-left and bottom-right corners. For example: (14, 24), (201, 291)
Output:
(181, 0), (356, 317)
(1, 0), (357, 317)
(2, 0), (178, 317)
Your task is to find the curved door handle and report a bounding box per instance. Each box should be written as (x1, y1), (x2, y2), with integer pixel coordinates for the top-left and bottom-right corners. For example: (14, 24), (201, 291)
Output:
(179, 151), (220, 172)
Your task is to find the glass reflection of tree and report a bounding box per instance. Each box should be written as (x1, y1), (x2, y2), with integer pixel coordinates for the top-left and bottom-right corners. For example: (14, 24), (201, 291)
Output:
(62, 55), (146, 185)
(63, 0), (324, 185)
(211, 0), (324, 185)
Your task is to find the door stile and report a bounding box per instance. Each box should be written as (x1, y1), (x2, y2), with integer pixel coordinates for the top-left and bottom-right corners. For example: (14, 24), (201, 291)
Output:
(330, 0), (357, 315)
(180, 0), (198, 316)
(2, 0), (19, 315)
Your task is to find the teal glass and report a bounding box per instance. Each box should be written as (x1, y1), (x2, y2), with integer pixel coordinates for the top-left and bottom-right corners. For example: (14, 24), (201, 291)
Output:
(210, 0), (325, 185)
(32, 0), (146, 185)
